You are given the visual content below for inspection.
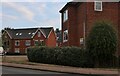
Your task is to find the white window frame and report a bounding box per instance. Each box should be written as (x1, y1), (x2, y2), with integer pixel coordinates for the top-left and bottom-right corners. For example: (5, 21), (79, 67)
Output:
(94, 1), (102, 11)
(80, 38), (84, 45)
(40, 40), (44, 45)
(25, 40), (31, 46)
(63, 30), (68, 43)
(34, 40), (38, 45)
(63, 10), (68, 22)
(15, 48), (20, 53)
(15, 40), (20, 46)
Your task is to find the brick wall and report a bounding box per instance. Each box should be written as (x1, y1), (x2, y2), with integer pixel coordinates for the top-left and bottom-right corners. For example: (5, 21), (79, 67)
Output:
(61, 2), (120, 47)
(46, 30), (56, 47)
(86, 2), (119, 34)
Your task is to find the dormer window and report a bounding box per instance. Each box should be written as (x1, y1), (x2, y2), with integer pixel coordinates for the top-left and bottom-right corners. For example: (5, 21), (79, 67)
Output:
(32, 33), (35, 35)
(16, 33), (19, 36)
(94, 1), (102, 11)
(19, 33), (22, 35)
(28, 32), (31, 35)
(63, 10), (68, 22)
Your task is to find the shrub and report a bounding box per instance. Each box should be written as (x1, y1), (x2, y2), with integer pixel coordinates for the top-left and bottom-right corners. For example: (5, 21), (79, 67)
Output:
(86, 21), (118, 67)
(27, 46), (86, 67)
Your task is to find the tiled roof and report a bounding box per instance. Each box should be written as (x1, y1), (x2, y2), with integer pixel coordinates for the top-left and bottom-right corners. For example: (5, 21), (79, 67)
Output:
(5, 27), (53, 39)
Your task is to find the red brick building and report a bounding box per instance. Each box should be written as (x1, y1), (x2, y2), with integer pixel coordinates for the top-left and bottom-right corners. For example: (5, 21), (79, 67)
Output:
(60, 1), (120, 47)
(2, 27), (56, 54)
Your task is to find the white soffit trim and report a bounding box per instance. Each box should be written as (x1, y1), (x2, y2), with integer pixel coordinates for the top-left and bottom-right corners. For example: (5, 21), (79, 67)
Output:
(2, 30), (12, 39)
(31, 28), (46, 38)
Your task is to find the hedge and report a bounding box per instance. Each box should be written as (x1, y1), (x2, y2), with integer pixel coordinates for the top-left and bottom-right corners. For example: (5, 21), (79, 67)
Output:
(27, 46), (87, 67)
(27, 46), (119, 68)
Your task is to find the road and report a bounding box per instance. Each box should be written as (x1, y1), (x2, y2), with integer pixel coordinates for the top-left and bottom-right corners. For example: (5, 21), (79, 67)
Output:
(1, 66), (116, 76)
(1, 66), (87, 76)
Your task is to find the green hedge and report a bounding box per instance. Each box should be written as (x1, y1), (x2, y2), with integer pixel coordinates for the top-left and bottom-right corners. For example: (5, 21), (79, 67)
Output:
(27, 46), (119, 68)
(27, 46), (87, 67)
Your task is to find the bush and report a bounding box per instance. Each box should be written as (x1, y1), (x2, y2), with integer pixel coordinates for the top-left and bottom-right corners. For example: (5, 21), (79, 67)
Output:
(86, 21), (118, 67)
(27, 46), (86, 67)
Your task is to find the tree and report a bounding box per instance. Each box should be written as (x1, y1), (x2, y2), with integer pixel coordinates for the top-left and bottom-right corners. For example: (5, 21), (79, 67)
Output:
(86, 21), (118, 67)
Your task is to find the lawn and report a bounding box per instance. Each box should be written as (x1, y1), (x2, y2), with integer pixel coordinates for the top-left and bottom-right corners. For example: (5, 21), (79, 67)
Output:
(2, 55), (28, 64)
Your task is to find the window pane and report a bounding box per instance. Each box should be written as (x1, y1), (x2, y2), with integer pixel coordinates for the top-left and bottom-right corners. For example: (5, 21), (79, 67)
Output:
(63, 30), (68, 42)
(95, 1), (102, 11)
(25, 40), (31, 46)
(15, 40), (20, 46)
(63, 10), (68, 22)
(15, 48), (20, 53)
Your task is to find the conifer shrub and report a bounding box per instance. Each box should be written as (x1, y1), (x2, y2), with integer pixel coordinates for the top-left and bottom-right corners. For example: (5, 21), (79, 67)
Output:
(86, 21), (118, 67)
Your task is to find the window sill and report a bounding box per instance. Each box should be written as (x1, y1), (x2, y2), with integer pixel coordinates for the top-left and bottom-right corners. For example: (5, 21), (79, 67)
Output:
(94, 9), (102, 12)
(63, 19), (68, 23)
(63, 40), (68, 43)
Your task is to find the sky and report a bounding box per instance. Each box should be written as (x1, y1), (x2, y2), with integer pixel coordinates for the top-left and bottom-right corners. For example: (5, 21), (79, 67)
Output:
(1, 0), (119, 32)
(0, 0), (72, 31)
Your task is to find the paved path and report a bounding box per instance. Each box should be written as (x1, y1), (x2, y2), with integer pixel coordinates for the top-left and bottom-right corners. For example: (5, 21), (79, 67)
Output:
(2, 66), (63, 74)
(1, 62), (119, 76)
(2, 66), (86, 76)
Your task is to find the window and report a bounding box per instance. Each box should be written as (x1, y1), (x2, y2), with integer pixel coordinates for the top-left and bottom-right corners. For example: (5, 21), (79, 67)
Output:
(40, 40), (45, 46)
(63, 30), (68, 42)
(63, 10), (68, 22)
(19, 33), (22, 35)
(32, 32), (35, 35)
(38, 32), (41, 37)
(4, 42), (7, 47)
(15, 48), (20, 53)
(28, 32), (31, 35)
(16, 33), (19, 36)
(94, 1), (102, 11)
(15, 40), (20, 46)
(34, 40), (38, 46)
(25, 40), (31, 46)
(80, 38), (84, 45)
(7, 41), (9, 45)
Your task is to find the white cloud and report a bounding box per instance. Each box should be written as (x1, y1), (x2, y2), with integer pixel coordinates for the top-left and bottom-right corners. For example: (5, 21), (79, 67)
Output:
(1, 0), (72, 2)
(3, 2), (35, 21)
(0, 13), (17, 20)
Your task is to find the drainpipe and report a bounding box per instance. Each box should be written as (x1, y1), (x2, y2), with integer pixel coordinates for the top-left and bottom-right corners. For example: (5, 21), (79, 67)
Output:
(83, 2), (87, 49)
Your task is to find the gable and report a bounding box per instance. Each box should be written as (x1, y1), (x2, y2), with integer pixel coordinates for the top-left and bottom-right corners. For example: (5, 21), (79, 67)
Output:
(5, 27), (53, 39)
(32, 30), (46, 39)
(32, 27), (53, 39)
(2, 30), (12, 39)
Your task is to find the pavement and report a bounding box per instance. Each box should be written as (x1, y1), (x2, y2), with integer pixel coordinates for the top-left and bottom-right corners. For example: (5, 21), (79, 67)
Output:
(2, 66), (63, 74)
(1, 62), (119, 76)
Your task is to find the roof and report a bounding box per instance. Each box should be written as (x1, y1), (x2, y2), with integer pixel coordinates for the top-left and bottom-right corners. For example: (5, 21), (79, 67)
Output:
(59, 2), (81, 13)
(5, 27), (53, 39)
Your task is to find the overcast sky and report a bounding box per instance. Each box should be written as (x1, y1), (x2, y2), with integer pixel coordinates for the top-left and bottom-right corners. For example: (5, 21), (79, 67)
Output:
(0, 1), (71, 31)
(1, 0), (119, 31)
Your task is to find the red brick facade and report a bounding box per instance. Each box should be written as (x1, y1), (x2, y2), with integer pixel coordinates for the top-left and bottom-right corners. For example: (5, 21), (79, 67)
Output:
(60, 2), (120, 47)
(2, 28), (57, 54)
